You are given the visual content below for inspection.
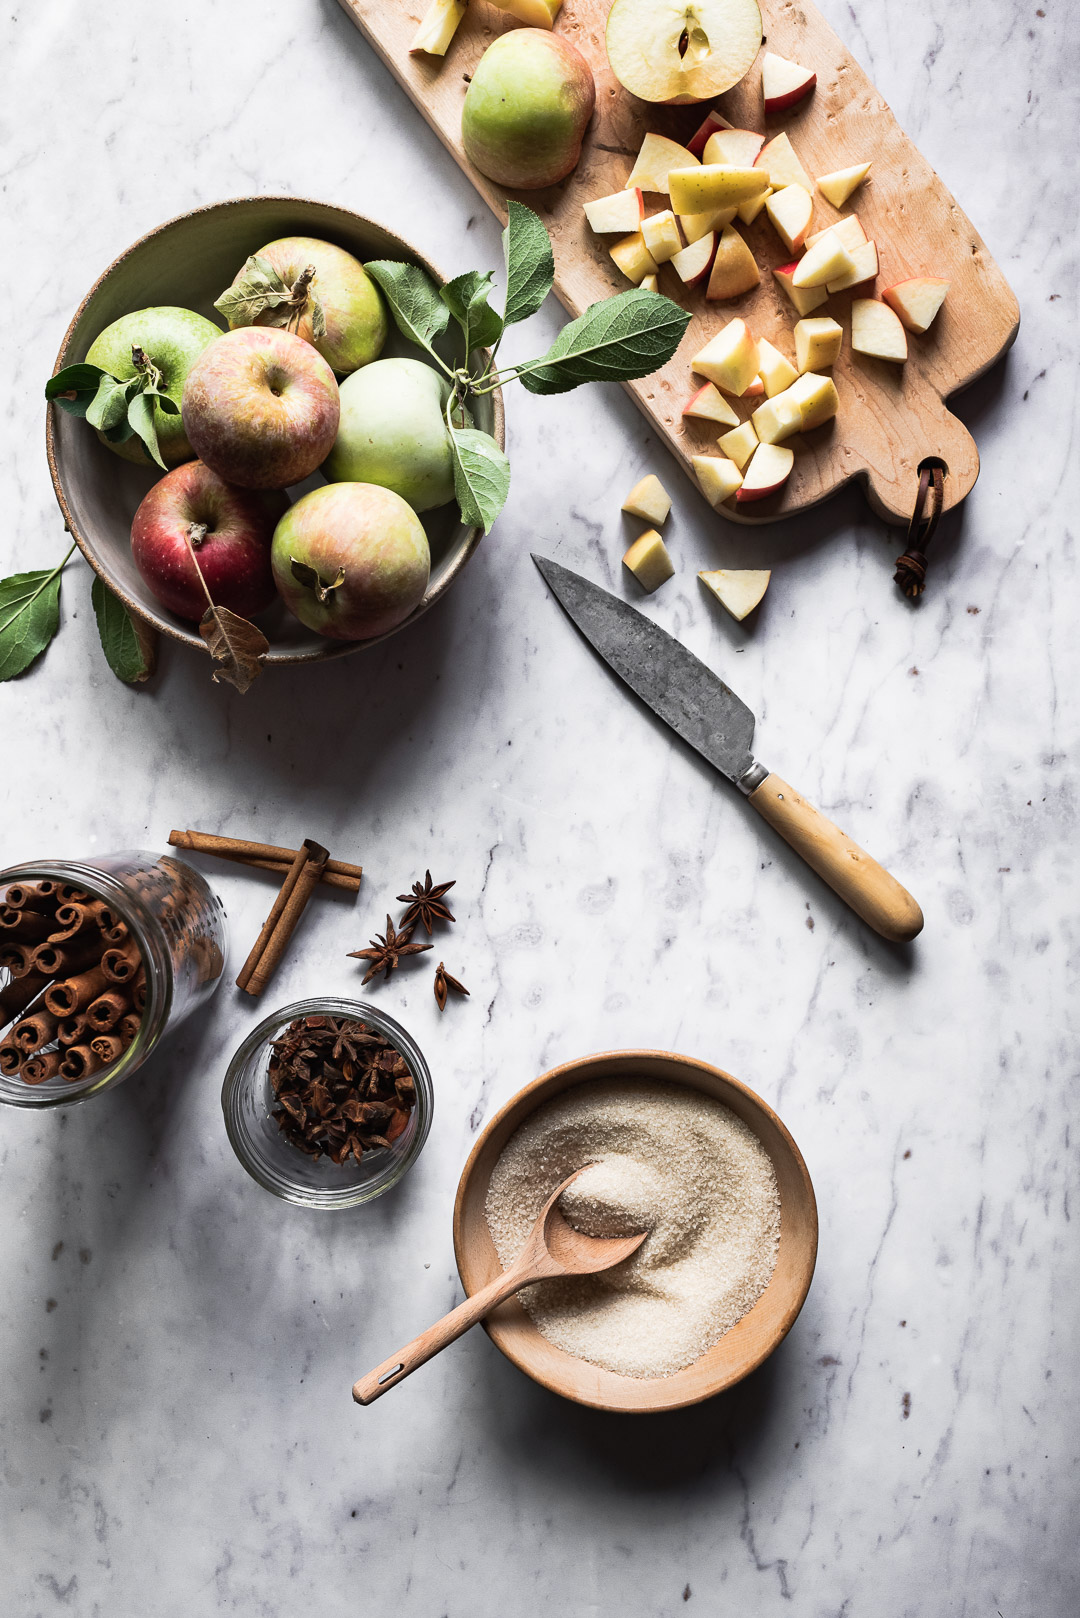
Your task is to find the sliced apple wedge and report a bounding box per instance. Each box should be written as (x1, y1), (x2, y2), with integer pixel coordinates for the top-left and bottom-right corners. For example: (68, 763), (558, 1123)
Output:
(622, 473), (672, 525)
(692, 319), (761, 397)
(751, 390), (803, 445)
(773, 260), (827, 315)
(816, 162), (871, 208)
(626, 133), (699, 194)
(703, 128), (765, 167)
(793, 234), (855, 288)
(761, 52), (816, 115)
(679, 204), (737, 243)
(687, 108), (733, 157)
(584, 188), (644, 234)
(736, 442), (794, 502)
(640, 273), (659, 293)
(683, 381), (740, 427)
(755, 132), (813, 192)
(610, 232), (659, 285)
(606, 0), (764, 106)
(882, 277), (950, 333)
(851, 298), (908, 361)
(623, 529), (674, 591)
(706, 224), (760, 301)
(488, 0), (563, 24)
(826, 238), (878, 293)
(699, 567), (771, 619)
(641, 210), (683, 264)
(788, 372), (839, 429)
(669, 165), (768, 215)
(718, 420), (759, 469)
(670, 232), (718, 287)
(737, 188), (771, 225)
(765, 184), (814, 253)
(805, 214), (866, 251)
(795, 316), (843, 372)
(410, 0), (466, 54)
(692, 454), (744, 507)
(757, 338), (799, 397)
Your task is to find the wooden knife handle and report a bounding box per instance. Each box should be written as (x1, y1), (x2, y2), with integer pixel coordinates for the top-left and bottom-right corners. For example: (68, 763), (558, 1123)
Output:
(747, 773), (923, 941)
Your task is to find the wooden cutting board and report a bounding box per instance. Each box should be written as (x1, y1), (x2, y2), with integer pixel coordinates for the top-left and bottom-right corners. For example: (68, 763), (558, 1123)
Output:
(336, 0), (1018, 526)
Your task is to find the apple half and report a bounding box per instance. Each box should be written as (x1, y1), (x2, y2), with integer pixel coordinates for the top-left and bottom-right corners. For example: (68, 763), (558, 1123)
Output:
(765, 184), (814, 253)
(641, 210), (684, 264)
(699, 567), (771, 620)
(584, 188), (645, 234)
(610, 231), (660, 284)
(626, 133), (699, 194)
(761, 52), (816, 116)
(816, 162), (871, 208)
(410, 0), (466, 54)
(706, 224), (760, 301)
(717, 420), (758, 470)
(692, 319), (761, 396)
(755, 132), (813, 192)
(606, 0), (764, 106)
(622, 473), (672, 525)
(683, 381), (740, 427)
(736, 442), (794, 502)
(671, 231), (718, 287)
(623, 529), (675, 590)
(692, 454), (744, 507)
(851, 298), (908, 361)
(773, 260), (827, 315)
(882, 277), (950, 333)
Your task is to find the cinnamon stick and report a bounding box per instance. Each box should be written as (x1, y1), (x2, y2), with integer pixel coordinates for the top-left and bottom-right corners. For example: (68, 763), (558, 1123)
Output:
(0, 1040), (22, 1076)
(0, 942), (36, 976)
(30, 938), (103, 978)
(0, 907), (54, 942)
(13, 1007), (62, 1053)
(22, 1049), (63, 1085)
(86, 990), (130, 1032)
(0, 969), (50, 1026)
(89, 1033), (124, 1065)
(48, 902), (101, 943)
(44, 965), (109, 1017)
(55, 884), (89, 904)
(101, 943), (142, 983)
(59, 1044), (103, 1082)
(58, 1012), (89, 1047)
(235, 843), (309, 993)
(118, 1013), (141, 1048)
(3, 881), (59, 913)
(240, 839), (330, 998)
(168, 830), (362, 891)
(132, 973), (147, 1014)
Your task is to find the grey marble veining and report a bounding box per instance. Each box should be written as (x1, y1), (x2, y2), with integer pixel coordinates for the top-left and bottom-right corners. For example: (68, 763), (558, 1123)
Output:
(1, 0), (1077, 1613)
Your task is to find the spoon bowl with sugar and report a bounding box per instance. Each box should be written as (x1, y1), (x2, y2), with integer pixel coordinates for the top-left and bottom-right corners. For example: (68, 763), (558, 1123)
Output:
(352, 1167), (645, 1405)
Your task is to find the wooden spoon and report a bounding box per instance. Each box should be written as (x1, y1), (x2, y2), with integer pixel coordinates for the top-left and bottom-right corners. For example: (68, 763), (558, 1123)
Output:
(353, 1167), (646, 1405)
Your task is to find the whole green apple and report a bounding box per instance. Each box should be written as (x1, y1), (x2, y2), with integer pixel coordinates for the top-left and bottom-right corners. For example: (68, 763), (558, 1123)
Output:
(221, 237), (388, 374)
(322, 356), (455, 513)
(271, 482), (430, 641)
(85, 306), (222, 467)
(461, 30), (595, 190)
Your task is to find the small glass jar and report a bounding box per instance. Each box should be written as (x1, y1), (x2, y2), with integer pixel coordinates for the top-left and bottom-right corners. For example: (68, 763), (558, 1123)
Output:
(221, 997), (433, 1209)
(0, 851), (227, 1108)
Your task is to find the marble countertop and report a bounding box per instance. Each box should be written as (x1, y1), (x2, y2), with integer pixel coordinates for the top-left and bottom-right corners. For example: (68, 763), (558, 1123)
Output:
(2, 1), (1076, 1613)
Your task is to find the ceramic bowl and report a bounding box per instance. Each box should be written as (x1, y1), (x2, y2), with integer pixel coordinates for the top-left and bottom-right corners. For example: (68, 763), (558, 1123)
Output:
(453, 1050), (818, 1413)
(46, 196), (504, 666)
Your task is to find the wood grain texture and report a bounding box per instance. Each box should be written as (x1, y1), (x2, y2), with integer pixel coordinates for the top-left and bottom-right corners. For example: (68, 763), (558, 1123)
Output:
(336, 0), (1019, 526)
(452, 1050), (818, 1414)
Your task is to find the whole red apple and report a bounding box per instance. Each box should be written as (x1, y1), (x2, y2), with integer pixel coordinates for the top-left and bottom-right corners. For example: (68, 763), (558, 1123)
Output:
(181, 327), (339, 489)
(131, 460), (286, 621)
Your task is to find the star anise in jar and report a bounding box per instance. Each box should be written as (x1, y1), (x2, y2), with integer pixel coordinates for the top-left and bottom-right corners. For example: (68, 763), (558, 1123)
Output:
(396, 871), (456, 935)
(347, 914), (432, 984)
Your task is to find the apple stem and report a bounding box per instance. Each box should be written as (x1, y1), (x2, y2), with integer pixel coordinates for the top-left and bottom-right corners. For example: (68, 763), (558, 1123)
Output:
(181, 527), (216, 611)
(187, 522), (209, 549)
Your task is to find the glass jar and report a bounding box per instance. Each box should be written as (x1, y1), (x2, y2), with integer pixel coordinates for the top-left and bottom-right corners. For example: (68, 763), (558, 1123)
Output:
(0, 850), (227, 1108)
(221, 998), (433, 1209)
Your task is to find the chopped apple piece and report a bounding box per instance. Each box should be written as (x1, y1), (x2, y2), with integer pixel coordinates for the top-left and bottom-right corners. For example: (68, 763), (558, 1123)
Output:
(610, 231), (659, 285)
(882, 277), (951, 333)
(751, 391), (803, 445)
(825, 238), (878, 293)
(757, 339), (799, 398)
(816, 162), (871, 208)
(692, 319), (761, 397)
(687, 108), (733, 157)
(640, 273), (659, 293)
(795, 316), (843, 372)
(623, 529), (674, 592)
(699, 567), (771, 620)
(584, 188), (644, 234)
(788, 372), (839, 429)
(773, 260), (827, 315)
(668, 165), (768, 215)
(851, 298), (908, 361)
(679, 204), (737, 243)
(718, 420), (759, 470)
(410, 0), (467, 54)
(626, 133), (699, 194)
(703, 128), (765, 167)
(692, 455), (743, 507)
(742, 376), (764, 397)
(761, 52), (816, 115)
(765, 184), (814, 253)
(706, 224), (760, 301)
(622, 473), (672, 525)
(670, 232), (717, 287)
(805, 214), (866, 251)
(641, 210), (683, 264)
(488, 0), (563, 23)
(793, 234), (855, 288)
(737, 188), (771, 225)
(683, 382), (740, 427)
(737, 442), (794, 502)
(755, 132), (813, 192)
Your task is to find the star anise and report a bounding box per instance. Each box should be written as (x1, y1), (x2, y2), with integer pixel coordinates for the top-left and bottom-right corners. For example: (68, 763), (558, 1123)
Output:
(434, 961), (469, 1012)
(347, 914), (432, 984)
(397, 870), (456, 936)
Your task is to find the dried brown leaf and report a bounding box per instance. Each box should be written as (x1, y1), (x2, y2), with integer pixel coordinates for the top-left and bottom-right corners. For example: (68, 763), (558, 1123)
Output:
(199, 607), (269, 693)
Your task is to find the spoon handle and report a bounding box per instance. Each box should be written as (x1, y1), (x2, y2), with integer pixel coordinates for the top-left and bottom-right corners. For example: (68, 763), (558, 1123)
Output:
(352, 1267), (527, 1405)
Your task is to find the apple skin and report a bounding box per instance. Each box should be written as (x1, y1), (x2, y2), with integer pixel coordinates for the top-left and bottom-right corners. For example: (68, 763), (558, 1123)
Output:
(462, 31), (595, 190)
(223, 237), (388, 375)
(130, 460), (285, 622)
(271, 482), (430, 641)
(323, 356), (455, 513)
(84, 306), (222, 467)
(181, 327), (340, 489)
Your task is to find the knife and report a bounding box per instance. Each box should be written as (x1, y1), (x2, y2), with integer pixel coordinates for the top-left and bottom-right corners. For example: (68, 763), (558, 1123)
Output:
(533, 556), (923, 943)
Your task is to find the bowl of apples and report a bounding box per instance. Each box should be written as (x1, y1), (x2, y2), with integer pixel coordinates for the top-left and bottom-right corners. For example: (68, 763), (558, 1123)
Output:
(46, 196), (505, 668)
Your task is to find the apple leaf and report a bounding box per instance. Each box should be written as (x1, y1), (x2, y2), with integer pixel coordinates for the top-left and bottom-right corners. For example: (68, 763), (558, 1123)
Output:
(441, 271), (503, 356)
(365, 260), (450, 355)
(126, 391), (168, 469)
(0, 548), (74, 682)
(517, 289), (690, 395)
(86, 372), (132, 433)
(199, 606), (269, 693)
(214, 255), (295, 326)
(91, 576), (157, 684)
(449, 427), (510, 536)
(290, 558), (345, 604)
(46, 363), (109, 418)
(502, 202), (554, 327)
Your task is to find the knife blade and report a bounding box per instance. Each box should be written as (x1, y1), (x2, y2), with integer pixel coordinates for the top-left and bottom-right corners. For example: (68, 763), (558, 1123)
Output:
(533, 555), (923, 942)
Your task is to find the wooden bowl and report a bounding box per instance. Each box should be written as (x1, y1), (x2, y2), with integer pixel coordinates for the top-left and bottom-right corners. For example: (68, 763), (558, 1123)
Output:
(46, 196), (504, 666)
(453, 1050), (818, 1413)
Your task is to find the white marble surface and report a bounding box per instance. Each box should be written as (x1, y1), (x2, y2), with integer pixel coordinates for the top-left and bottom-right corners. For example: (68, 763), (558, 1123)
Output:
(1, 1), (1077, 1613)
